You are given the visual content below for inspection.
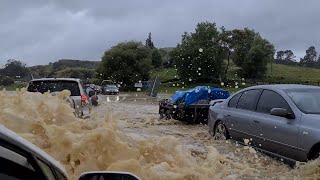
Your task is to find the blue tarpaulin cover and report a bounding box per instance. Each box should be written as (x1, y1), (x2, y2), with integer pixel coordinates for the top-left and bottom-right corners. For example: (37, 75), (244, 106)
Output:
(170, 86), (230, 106)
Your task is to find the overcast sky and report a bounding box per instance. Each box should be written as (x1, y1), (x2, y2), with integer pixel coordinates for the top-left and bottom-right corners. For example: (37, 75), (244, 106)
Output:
(0, 0), (319, 66)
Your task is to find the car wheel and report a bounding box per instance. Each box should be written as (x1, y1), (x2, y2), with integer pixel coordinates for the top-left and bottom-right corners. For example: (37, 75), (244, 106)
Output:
(307, 146), (320, 161)
(159, 109), (166, 119)
(165, 110), (172, 120)
(213, 121), (229, 140)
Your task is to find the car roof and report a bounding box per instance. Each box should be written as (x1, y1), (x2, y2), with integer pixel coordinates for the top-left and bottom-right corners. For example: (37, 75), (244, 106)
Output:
(0, 125), (67, 175)
(244, 84), (320, 91)
(30, 78), (81, 83)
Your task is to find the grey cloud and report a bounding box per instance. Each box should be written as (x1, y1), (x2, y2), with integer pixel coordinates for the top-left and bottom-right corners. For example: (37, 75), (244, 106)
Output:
(0, 0), (319, 65)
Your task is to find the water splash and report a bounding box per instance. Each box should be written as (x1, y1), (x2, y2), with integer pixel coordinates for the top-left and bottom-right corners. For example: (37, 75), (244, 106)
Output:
(0, 90), (319, 179)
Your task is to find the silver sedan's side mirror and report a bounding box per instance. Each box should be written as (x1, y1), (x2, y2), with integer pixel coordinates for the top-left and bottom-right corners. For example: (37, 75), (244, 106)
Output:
(270, 108), (295, 119)
(79, 171), (141, 180)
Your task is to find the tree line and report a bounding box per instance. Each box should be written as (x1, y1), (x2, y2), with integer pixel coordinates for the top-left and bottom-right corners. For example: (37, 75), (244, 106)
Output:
(0, 59), (100, 86)
(97, 21), (275, 88)
(4, 20), (319, 88)
(275, 46), (320, 68)
(0, 59), (31, 86)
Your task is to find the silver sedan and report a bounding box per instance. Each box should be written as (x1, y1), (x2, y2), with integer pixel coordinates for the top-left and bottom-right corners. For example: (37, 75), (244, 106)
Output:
(208, 84), (320, 164)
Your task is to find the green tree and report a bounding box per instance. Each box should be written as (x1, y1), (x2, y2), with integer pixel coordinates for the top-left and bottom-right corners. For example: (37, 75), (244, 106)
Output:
(171, 22), (225, 83)
(145, 32), (154, 49)
(0, 76), (14, 86)
(283, 50), (295, 62)
(151, 49), (162, 68)
(218, 26), (233, 81)
(275, 50), (296, 64)
(241, 36), (275, 78)
(1, 59), (29, 78)
(301, 46), (317, 67)
(160, 48), (174, 68)
(55, 67), (95, 79)
(231, 28), (257, 67)
(276, 50), (284, 61)
(97, 41), (152, 89)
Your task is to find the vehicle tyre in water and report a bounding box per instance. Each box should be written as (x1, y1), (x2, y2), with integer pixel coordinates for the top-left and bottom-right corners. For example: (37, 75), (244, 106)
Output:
(165, 110), (172, 120)
(213, 121), (229, 140)
(307, 147), (320, 161)
(159, 109), (166, 119)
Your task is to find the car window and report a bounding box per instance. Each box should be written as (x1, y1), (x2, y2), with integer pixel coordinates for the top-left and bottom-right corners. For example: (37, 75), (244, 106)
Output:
(0, 145), (42, 180)
(228, 93), (242, 108)
(53, 169), (67, 180)
(27, 80), (80, 96)
(285, 88), (320, 114)
(257, 90), (291, 114)
(36, 159), (55, 180)
(237, 89), (260, 110)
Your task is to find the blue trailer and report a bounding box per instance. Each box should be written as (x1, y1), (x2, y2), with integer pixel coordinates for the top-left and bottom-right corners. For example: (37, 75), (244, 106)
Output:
(159, 86), (230, 124)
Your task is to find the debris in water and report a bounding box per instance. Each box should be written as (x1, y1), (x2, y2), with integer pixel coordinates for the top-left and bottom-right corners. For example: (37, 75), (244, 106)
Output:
(244, 139), (250, 145)
(248, 147), (257, 154)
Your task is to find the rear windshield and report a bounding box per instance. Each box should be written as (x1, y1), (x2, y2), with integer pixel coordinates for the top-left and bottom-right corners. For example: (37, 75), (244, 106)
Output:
(106, 85), (118, 89)
(27, 80), (80, 96)
(101, 80), (114, 86)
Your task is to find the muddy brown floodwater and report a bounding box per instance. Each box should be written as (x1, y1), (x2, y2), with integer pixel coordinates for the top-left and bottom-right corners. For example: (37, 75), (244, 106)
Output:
(0, 90), (319, 180)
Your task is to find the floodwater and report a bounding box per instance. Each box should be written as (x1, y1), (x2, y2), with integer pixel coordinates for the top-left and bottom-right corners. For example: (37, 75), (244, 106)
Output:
(0, 89), (319, 179)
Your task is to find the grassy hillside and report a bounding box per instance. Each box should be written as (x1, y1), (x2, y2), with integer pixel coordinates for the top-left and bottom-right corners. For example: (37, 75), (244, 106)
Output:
(153, 63), (320, 94)
(268, 64), (320, 82)
(30, 59), (100, 79)
(227, 62), (320, 83)
(150, 68), (177, 82)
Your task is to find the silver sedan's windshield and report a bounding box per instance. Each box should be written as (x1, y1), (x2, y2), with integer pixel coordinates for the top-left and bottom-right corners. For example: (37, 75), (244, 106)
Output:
(286, 88), (320, 114)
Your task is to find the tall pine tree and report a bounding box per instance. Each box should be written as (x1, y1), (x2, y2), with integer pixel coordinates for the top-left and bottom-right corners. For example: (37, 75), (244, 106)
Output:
(145, 32), (155, 49)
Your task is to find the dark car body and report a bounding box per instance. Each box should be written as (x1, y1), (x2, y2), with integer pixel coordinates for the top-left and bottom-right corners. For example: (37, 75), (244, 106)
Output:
(87, 84), (102, 94)
(102, 85), (119, 95)
(208, 84), (320, 164)
(85, 86), (98, 106)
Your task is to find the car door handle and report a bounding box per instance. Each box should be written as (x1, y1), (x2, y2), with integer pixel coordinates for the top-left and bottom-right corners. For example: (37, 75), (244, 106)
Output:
(253, 120), (260, 123)
(226, 114), (231, 117)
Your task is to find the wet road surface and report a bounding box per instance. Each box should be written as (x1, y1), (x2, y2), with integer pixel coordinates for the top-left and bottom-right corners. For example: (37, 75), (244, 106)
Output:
(92, 92), (306, 179)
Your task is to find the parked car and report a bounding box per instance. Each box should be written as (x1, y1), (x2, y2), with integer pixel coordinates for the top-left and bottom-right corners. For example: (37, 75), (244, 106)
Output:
(85, 86), (98, 106)
(101, 80), (114, 86)
(27, 78), (92, 118)
(0, 125), (141, 180)
(208, 84), (320, 164)
(103, 85), (119, 95)
(87, 84), (101, 94)
(94, 85), (102, 94)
